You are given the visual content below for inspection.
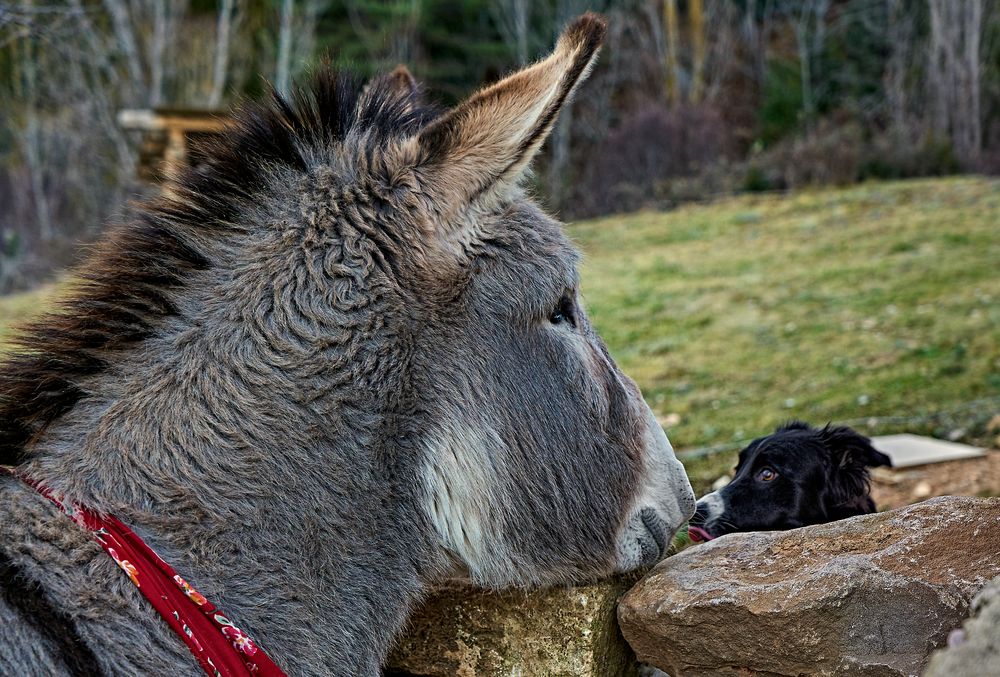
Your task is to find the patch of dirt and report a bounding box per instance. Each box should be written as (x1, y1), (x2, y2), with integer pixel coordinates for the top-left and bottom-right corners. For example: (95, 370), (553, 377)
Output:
(871, 449), (1000, 510)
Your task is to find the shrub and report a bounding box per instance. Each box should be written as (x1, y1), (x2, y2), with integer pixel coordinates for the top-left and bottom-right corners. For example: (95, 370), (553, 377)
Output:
(572, 103), (736, 217)
(976, 121), (1000, 175)
(750, 116), (865, 190)
(861, 128), (959, 180)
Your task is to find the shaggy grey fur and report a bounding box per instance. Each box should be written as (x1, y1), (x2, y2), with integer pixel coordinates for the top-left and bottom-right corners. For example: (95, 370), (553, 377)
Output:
(0, 15), (693, 676)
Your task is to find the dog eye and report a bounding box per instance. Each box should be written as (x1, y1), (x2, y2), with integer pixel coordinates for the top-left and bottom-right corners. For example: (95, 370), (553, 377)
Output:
(757, 467), (778, 482)
(549, 294), (576, 328)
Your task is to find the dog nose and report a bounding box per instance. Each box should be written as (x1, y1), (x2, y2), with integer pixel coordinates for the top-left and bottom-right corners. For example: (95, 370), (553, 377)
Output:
(690, 503), (708, 526)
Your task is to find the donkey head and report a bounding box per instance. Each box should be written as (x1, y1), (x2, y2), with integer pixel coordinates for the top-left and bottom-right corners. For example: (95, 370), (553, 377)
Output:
(375, 15), (696, 585)
(0, 16), (693, 612)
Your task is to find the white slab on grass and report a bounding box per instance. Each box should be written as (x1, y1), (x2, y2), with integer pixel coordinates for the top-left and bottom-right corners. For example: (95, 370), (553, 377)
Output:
(871, 434), (986, 468)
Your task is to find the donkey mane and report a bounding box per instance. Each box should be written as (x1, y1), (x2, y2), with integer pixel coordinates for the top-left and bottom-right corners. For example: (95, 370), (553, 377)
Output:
(0, 72), (437, 466)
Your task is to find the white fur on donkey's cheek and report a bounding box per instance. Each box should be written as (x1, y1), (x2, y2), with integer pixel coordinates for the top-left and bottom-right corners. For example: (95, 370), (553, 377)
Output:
(421, 423), (519, 584)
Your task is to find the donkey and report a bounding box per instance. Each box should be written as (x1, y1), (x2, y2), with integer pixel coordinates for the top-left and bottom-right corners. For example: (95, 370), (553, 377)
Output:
(0, 14), (694, 676)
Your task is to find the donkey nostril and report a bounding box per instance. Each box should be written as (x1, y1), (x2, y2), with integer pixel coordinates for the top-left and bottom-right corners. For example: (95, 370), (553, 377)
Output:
(639, 507), (668, 553)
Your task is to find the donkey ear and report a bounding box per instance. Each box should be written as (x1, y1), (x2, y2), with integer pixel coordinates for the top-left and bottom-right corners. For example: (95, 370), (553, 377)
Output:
(408, 13), (606, 219)
(821, 425), (892, 468)
(365, 64), (423, 114)
(381, 64), (420, 104)
(386, 64), (418, 93)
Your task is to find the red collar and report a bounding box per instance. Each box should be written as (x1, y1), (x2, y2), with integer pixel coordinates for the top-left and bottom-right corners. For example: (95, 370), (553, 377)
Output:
(2, 468), (287, 677)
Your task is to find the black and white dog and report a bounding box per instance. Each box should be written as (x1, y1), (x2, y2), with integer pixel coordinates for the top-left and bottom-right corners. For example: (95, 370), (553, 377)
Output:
(688, 421), (892, 541)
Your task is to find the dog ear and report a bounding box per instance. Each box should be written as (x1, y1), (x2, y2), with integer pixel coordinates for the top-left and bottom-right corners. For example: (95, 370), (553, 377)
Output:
(821, 425), (892, 468)
(820, 425), (892, 468)
(819, 424), (887, 511)
(866, 447), (892, 468)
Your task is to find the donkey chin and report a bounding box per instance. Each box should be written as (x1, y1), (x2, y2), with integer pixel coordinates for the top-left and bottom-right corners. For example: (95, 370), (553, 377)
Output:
(613, 407), (696, 572)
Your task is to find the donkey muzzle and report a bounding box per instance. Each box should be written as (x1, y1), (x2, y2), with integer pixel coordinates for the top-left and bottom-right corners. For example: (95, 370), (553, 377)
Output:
(613, 406), (695, 571)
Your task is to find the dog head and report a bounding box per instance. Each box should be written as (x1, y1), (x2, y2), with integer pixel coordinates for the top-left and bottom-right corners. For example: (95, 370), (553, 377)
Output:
(688, 421), (891, 541)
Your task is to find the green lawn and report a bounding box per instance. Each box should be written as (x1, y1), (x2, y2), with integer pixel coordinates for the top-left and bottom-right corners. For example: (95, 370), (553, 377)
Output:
(2, 178), (999, 493)
(0, 283), (57, 347)
(572, 177), (1000, 491)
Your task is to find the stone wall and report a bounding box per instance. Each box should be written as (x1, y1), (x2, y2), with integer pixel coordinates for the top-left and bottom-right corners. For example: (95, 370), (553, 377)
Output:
(387, 575), (641, 677)
(385, 497), (1000, 676)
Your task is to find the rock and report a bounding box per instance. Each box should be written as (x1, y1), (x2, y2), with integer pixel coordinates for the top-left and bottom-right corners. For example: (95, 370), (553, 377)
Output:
(386, 576), (640, 677)
(912, 480), (933, 498)
(924, 576), (1000, 676)
(618, 496), (1000, 677)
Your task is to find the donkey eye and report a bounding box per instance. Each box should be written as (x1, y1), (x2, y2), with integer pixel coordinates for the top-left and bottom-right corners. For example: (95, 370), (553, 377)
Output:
(757, 467), (777, 482)
(549, 294), (577, 328)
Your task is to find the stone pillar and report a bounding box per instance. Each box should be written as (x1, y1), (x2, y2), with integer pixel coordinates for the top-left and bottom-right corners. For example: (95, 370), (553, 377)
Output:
(386, 576), (641, 677)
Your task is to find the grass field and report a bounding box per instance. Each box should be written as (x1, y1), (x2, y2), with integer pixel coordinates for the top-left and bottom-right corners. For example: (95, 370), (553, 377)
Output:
(0, 283), (57, 347)
(572, 177), (1000, 491)
(2, 178), (999, 493)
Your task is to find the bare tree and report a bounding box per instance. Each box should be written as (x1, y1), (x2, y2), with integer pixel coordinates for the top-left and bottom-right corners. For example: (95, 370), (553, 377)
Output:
(663, 0), (681, 105)
(884, 0), (916, 131)
(17, 0), (52, 243)
(544, 0), (610, 208)
(209, 0), (239, 108)
(102, 0), (146, 98)
(701, 0), (743, 105)
(294, 1), (329, 79)
(149, 0), (168, 106)
(389, 0), (421, 65)
(342, 0), (424, 77)
(928, 0), (984, 165)
(644, 0), (738, 108)
(275, 0), (294, 98)
(490, 0), (532, 65)
(785, 0), (830, 132)
(689, 0), (706, 103)
(1, 0), (197, 291)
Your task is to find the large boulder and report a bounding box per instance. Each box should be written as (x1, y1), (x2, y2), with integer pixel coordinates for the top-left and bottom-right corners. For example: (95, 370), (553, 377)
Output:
(386, 576), (640, 677)
(924, 575), (1000, 676)
(618, 496), (1000, 676)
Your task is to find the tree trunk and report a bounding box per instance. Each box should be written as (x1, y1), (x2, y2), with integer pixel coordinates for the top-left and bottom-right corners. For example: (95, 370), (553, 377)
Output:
(20, 0), (53, 242)
(102, 0), (146, 100)
(790, 0), (828, 134)
(689, 0), (706, 103)
(513, 0), (528, 65)
(927, 0), (983, 167)
(663, 0), (681, 106)
(793, 16), (813, 131)
(275, 0), (294, 98)
(209, 0), (236, 108)
(884, 0), (911, 131)
(150, 0), (167, 107)
(961, 0), (983, 164)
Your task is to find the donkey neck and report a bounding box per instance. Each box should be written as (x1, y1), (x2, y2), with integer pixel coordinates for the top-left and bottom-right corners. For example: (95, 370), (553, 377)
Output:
(20, 275), (438, 672)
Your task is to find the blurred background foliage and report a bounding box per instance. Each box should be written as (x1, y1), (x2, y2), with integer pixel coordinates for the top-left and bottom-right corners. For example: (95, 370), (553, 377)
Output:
(0, 0), (998, 292)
